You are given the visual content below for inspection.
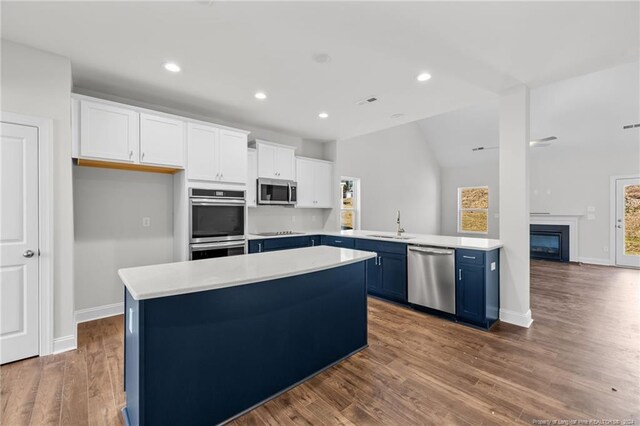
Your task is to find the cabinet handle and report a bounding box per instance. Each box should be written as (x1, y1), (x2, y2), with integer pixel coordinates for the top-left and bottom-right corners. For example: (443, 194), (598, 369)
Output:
(311, 240), (315, 247)
(463, 255), (476, 260)
(378, 256), (382, 267)
(141, 152), (145, 160)
(129, 150), (133, 159)
(459, 269), (462, 280)
(258, 243), (262, 253)
(374, 257), (378, 266)
(220, 173), (224, 180)
(334, 240), (342, 243)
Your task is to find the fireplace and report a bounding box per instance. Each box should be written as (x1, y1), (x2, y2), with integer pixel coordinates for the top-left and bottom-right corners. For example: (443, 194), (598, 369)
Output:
(530, 224), (570, 262)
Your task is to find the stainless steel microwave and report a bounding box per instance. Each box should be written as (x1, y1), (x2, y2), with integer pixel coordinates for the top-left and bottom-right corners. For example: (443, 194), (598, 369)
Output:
(257, 178), (297, 206)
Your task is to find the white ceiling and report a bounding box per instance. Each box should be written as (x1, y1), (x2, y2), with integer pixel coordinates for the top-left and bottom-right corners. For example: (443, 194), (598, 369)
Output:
(416, 61), (640, 169)
(2, 1), (638, 141)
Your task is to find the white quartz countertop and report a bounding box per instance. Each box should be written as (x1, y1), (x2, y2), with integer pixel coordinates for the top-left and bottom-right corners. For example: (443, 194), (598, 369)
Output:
(119, 246), (376, 301)
(248, 230), (503, 251)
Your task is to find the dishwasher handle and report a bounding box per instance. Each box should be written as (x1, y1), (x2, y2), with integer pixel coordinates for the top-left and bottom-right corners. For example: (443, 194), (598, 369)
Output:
(408, 246), (454, 256)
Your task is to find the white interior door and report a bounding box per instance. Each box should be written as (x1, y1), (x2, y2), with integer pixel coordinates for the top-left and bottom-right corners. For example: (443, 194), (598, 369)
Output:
(615, 177), (640, 268)
(0, 122), (39, 364)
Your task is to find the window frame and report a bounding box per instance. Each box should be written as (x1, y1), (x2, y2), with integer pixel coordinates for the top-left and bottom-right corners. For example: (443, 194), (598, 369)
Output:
(340, 177), (361, 231)
(457, 185), (489, 235)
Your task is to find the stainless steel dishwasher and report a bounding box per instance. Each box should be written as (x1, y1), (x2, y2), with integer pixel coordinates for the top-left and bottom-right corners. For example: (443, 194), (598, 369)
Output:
(407, 245), (456, 314)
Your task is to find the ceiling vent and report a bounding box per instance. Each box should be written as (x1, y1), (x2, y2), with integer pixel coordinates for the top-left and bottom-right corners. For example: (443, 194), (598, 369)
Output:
(356, 97), (378, 106)
(623, 123), (640, 129)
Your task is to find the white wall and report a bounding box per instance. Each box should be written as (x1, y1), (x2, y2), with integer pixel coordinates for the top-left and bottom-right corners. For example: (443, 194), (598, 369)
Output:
(73, 166), (174, 311)
(1, 41), (75, 342)
(530, 61), (640, 263)
(441, 162), (500, 239)
(330, 122), (441, 234)
(436, 61), (640, 264)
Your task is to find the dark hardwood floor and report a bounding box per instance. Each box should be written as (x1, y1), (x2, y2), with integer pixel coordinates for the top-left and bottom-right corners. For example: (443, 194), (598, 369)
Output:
(1, 261), (638, 425)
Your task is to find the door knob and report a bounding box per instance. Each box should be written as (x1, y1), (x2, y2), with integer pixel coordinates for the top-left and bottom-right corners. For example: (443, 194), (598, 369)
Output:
(23, 250), (35, 258)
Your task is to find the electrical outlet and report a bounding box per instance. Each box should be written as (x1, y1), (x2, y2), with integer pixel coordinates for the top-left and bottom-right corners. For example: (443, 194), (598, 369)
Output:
(587, 206), (596, 213)
(142, 217), (151, 227)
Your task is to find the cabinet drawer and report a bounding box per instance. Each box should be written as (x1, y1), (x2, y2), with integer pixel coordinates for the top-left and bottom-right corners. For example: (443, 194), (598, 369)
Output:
(321, 236), (355, 249)
(262, 236), (311, 251)
(456, 249), (485, 266)
(354, 239), (407, 255)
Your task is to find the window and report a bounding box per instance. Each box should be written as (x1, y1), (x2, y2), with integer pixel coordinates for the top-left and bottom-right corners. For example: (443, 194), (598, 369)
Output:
(340, 178), (360, 230)
(458, 186), (489, 234)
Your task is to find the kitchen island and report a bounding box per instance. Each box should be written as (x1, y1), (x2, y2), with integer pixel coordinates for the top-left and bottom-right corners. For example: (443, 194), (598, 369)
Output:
(118, 246), (375, 426)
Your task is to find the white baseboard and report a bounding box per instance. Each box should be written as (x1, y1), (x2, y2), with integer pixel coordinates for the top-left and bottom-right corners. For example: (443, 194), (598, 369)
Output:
(499, 308), (533, 328)
(52, 335), (77, 354)
(75, 302), (124, 324)
(578, 257), (612, 266)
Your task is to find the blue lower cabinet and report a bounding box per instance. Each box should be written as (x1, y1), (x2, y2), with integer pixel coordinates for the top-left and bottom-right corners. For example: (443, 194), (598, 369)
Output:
(379, 253), (407, 302)
(364, 258), (382, 293)
(249, 236), (313, 253)
(355, 240), (407, 303)
(455, 248), (500, 329)
(321, 235), (356, 248)
(309, 235), (322, 247)
(248, 240), (263, 253)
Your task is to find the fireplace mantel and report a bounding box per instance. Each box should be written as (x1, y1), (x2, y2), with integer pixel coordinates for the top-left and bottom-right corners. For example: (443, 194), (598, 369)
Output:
(529, 214), (580, 261)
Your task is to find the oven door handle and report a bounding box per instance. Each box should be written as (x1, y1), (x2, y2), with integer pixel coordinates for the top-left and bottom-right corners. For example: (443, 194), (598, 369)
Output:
(190, 241), (246, 251)
(191, 200), (246, 207)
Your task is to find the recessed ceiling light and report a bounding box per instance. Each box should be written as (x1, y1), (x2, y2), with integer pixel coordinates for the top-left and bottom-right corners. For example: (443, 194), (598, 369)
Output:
(318, 112), (329, 119)
(313, 53), (332, 64)
(163, 62), (181, 73)
(254, 92), (267, 100)
(417, 72), (431, 82)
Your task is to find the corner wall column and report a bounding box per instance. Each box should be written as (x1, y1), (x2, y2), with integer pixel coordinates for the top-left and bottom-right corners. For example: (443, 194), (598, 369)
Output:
(499, 85), (533, 328)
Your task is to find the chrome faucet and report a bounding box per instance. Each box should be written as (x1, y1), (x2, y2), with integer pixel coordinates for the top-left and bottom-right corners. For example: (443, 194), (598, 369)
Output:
(396, 210), (405, 237)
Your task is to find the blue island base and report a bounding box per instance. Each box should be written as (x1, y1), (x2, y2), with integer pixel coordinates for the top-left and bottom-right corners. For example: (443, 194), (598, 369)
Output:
(124, 261), (369, 426)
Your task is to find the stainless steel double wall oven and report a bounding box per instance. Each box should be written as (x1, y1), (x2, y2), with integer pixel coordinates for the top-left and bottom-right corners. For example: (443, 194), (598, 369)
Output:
(189, 188), (245, 260)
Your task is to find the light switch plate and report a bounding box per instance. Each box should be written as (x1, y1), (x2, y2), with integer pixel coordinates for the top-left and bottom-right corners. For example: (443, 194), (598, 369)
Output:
(142, 217), (151, 227)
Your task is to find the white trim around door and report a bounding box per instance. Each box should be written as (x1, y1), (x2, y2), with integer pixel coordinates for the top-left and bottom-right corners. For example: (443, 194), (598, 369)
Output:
(1, 111), (55, 357)
(610, 174), (640, 268)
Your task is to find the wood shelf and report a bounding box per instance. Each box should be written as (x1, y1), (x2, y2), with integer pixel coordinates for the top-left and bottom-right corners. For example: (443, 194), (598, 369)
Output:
(76, 158), (181, 174)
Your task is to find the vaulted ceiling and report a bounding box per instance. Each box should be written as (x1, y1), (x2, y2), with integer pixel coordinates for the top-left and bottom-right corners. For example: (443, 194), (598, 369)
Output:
(2, 1), (638, 141)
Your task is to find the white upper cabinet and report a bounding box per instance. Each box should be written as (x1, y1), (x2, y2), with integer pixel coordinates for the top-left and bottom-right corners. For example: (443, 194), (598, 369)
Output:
(187, 123), (247, 184)
(217, 130), (247, 184)
(256, 141), (295, 180)
(140, 113), (185, 167)
(295, 158), (316, 207)
(314, 161), (333, 207)
(80, 100), (139, 162)
(187, 123), (218, 181)
(247, 149), (258, 207)
(295, 157), (334, 208)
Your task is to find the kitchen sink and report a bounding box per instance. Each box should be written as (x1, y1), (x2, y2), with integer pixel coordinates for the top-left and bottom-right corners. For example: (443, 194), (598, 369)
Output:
(367, 234), (414, 240)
